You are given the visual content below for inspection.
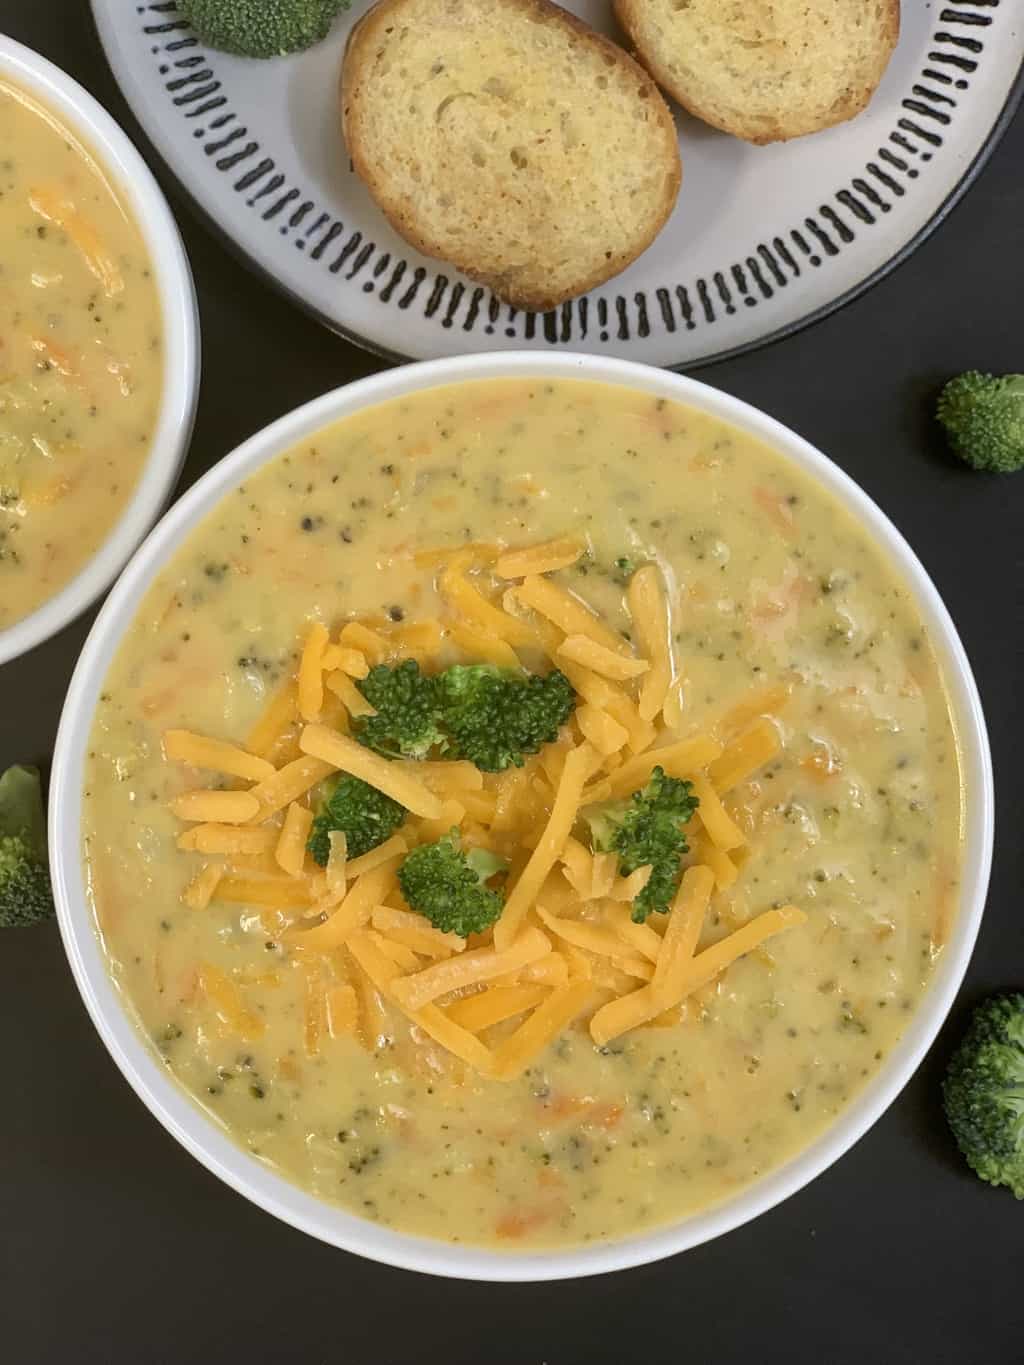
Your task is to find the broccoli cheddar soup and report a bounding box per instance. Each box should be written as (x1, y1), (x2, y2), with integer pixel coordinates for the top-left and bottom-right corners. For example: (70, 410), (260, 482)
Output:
(0, 79), (162, 629)
(82, 379), (963, 1249)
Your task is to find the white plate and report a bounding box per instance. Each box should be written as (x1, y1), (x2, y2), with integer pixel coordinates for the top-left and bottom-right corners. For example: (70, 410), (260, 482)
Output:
(93, 1), (1022, 366)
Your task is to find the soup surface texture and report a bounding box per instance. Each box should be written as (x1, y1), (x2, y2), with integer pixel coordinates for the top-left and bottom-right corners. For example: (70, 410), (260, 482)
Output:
(82, 379), (962, 1249)
(0, 78), (162, 629)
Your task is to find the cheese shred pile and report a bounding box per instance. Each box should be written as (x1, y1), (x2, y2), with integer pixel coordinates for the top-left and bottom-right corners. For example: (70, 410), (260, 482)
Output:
(166, 535), (805, 1080)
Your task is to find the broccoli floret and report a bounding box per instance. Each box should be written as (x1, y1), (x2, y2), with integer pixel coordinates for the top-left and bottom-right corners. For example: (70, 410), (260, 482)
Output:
(353, 659), (447, 761)
(0, 765), (53, 928)
(585, 767), (699, 923)
(437, 664), (576, 772)
(306, 775), (406, 867)
(350, 659), (576, 770)
(936, 371), (1024, 473)
(397, 831), (508, 938)
(943, 993), (1024, 1198)
(177, 0), (347, 58)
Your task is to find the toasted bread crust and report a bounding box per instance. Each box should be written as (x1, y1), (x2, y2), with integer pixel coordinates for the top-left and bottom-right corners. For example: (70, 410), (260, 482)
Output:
(615, 0), (900, 146)
(341, 0), (682, 311)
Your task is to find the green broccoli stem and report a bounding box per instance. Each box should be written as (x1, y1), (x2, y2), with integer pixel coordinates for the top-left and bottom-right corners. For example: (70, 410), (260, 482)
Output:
(0, 765), (46, 855)
(0, 765), (53, 929)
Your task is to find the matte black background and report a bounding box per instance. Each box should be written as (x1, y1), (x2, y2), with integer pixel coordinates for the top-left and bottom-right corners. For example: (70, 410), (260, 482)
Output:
(2, 6), (1022, 1362)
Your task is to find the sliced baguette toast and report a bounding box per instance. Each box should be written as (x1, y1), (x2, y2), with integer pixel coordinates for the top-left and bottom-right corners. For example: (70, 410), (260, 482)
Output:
(341, 0), (681, 311)
(615, 0), (900, 145)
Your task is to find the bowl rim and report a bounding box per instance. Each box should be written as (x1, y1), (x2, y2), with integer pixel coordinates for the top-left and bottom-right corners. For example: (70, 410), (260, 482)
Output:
(49, 352), (994, 1282)
(0, 35), (199, 666)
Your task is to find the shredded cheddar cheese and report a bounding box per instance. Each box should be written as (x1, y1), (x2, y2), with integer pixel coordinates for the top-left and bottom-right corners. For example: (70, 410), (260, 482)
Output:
(494, 742), (597, 949)
(215, 876), (313, 909)
(298, 622), (329, 722)
(576, 703), (629, 757)
(493, 980), (592, 1079)
(604, 902), (663, 961)
(413, 540), (501, 568)
(495, 536), (585, 579)
(558, 659), (655, 753)
(444, 984), (549, 1032)
(326, 983), (359, 1038)
(177, 824), (277, 856)
(536, 904), (644, 962)
(715, 682), (791, 739)
(371, 905), (465, 958)
(365, 929), (421, 972)
(689, 775), (745, 853)
(324, 669), (376, 718)
(694, 836), (740, 891)
(590, 902), (805, 1046)
(338, 621), (388, 663)
(651, 865), (715, 1004)
(344, 835), (409, 880)
(706, 718), (781, 793)
(245, 680), (299, 759)
(447, 620), (521, 669)
(248, 755), (336, 821)
(557, 634), (649, 681)
(275, 802), (313, 878)
(321, 644), (369, 679)
(164, 729), (274, 783)
(299, 724), (442, 818)
(515, 574), (632, 658)
(627, 565), (673, 722)
(181, 862), (222, 910)
(326, 830), (348, 898)
(162, 534), (805, 1078)
(440, 567), (535, 647)
(400, 759), (483, 792)
(197, 964), (264, 1040)
(604, 734), (723, 798)
(389, 619), (445, 659)
(286, 859), (401, 951)
(391, 926), (551, 1012)
(347, 931), (495, 1073)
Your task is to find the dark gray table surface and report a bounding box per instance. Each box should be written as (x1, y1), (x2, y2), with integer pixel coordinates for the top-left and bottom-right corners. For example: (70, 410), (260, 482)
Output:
(2, 6), (1022, 1362)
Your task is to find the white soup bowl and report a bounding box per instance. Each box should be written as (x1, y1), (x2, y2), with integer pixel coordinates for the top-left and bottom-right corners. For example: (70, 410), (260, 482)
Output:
(50, 353), (993, 1280)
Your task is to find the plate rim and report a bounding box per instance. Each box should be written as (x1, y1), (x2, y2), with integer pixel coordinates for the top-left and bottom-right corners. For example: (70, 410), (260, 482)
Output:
(90, 2), (1024, 370)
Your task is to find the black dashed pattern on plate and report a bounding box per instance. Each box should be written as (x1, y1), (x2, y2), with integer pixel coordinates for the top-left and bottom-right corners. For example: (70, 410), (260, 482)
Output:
(137, 0), (1009, 348)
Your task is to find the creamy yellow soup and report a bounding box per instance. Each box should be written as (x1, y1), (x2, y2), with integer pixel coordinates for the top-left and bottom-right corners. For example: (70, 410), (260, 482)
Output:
(82, 380), (962, 1249)
(0, 79), (163, 629)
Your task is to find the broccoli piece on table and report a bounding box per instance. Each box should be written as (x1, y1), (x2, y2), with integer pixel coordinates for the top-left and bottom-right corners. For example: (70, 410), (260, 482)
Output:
(353, 659), (447, 761)
(0, 765), (53, 928)
(585, 766), (699, 923)
(943, 993), (1024, 1198)
(176, 0), (347, 59)
(398, 831), (507, 938)
(936, 371), (1024, 473)
(307, 774), (406, 867)
(437, 664), (576, 772)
